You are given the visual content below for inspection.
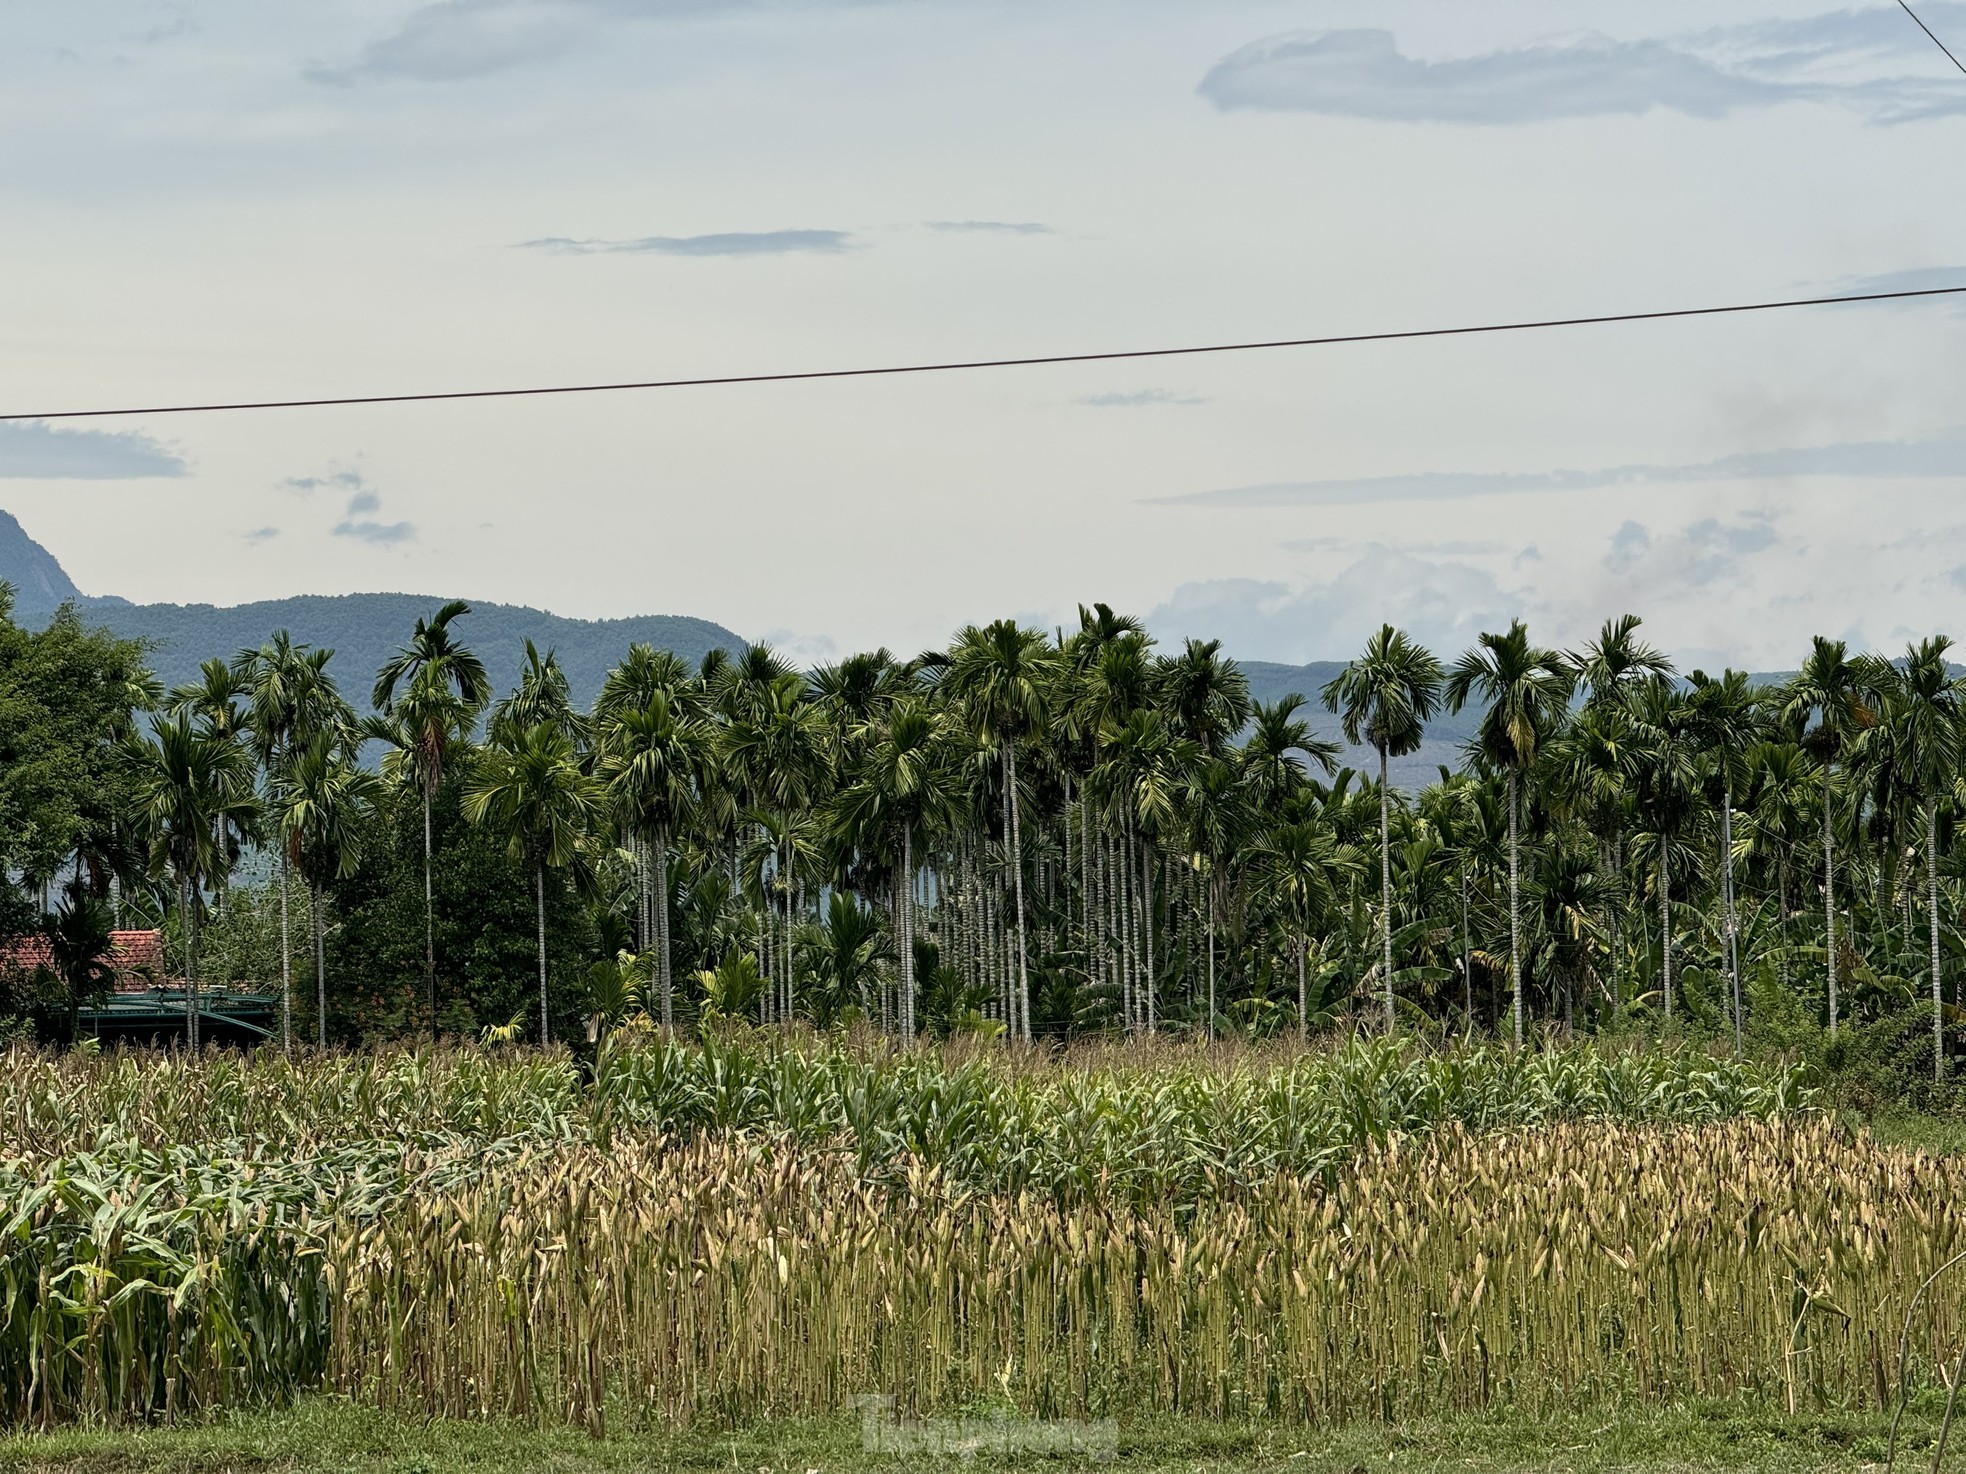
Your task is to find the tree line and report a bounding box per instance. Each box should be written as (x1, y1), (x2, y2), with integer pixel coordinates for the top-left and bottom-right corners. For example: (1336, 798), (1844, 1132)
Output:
(3, 586), (1962, 1070)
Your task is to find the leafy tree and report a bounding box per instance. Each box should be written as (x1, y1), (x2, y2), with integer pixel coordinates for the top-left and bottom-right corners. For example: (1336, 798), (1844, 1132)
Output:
(1447, 621), (1573, 1047)
(281, 733), (379, 1046)
(131, 713), (258, 1048)
(944, 621), (1057, 1040)
(1323, 624), (1443, 1032)
(1780, 637), (1871, 1037)
(1861, 638), (1963, 1078)
(464, 720), (604, 1044)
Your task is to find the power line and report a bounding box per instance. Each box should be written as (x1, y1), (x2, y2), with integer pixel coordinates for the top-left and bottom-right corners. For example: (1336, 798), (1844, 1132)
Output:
(1899, 0), (1966, 76)
(4, 283), (1965, 423)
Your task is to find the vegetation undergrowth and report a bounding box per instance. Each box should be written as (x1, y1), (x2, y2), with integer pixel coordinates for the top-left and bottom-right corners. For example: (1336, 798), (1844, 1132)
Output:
(1, 1034), (1932, 1436)
(4, 1395), (1964, 1472)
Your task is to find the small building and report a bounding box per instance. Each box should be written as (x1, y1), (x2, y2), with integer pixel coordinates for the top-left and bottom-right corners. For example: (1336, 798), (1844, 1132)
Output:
(7, 929), (280, 1045)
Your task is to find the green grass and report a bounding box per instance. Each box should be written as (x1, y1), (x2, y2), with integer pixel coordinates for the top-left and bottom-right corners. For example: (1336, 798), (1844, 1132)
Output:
(1, 1397), (1959, 1473)
(1856, 1109), (1966, 1157)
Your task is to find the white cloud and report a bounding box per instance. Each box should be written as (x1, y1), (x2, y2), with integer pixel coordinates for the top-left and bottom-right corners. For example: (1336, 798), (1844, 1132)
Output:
(0, 422), (186, 479)
(1199, 13), (1966, 126)
(1148, 546), (1524, 664)
(1078, 388), (1206, 408)
(518, 229), (853, 257)
(1164, 432), (1966, 507)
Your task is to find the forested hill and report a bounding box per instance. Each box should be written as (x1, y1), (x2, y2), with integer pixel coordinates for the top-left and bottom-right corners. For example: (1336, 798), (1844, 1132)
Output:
(81, 596), (745, 707)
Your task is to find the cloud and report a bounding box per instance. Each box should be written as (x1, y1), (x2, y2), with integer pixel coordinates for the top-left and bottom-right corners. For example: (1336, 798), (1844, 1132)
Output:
(308, 0), (591, 84)
(1197, 14), (1966, 126)
(1148, 547), (1521, 664)
(1077, 389), (1206, 408)
(1831, 265), (1966, 312)
(926, 220), (1052, 235)
(330, 488), (415, 545)
(243, 527), (281, 544)
(1603, 511), (1779, 589)
(282, 468), (365, 495)
(518, 229), (852, 257)
(0, 422), (186, 480)
(1162, 430), (1966, 507)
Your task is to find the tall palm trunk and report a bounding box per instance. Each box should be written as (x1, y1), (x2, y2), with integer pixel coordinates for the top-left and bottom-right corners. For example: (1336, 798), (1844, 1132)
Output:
(1824, 767), (1838, 1036)
(655, 821), (673, 1027)
(179, 874), (198, 1051)
(278, 848), (292, 1053)
(1378, 746), (1394, 1033)
(1460, 864), (1472, 1032)
(1931, 801), (1945, 1082)
(1659, 856), (1673, 1025)
(313, 880), (326, 1048)
(535, 863), (549, 1046)
(1296, 932), (1307, 1042)
(1721, 785), (1741, 1054)
(897, 827), (916, 1037)
(1004, 740), (1031, 1041)
(423, 787), (436, 1035)
(1206, 908), (1216, 1039)
(1507, 769), (1523, 1048)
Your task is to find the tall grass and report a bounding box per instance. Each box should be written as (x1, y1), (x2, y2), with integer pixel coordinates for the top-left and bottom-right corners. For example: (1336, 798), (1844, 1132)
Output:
(0, 1035), (1882, 1430)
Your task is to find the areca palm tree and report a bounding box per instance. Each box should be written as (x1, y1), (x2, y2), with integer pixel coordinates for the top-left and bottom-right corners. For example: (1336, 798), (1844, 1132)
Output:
(1323, 624), (1443, 1032)
(1252, 819), (1343, 1039)
(281, 733), (379, 1046)
(1447, 621), (1573, 1046)
(1622, 683), (1705, 1027)
(1181, 754), (1253, 1036)
(597, 691), (706, 1026)
(1683, 669), (1760, 1050)
(373, 601), (491, 1032)
(1155, 638), (1253, 759)
(1863, 638), (1964, 1078)
(832, 696), (959, 1036)
(463, 720), (604, 1045)
(236, 637), (353, 1048)
(1781, 637), (1871, 1036)
(944, 621), (1057, 1041)
(131, 713), (258, 1049)
(1239, 696), (1340, 811)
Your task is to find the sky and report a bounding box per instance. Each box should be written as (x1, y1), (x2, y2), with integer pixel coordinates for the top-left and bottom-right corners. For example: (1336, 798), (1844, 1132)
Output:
(4, 1), (1966, 671)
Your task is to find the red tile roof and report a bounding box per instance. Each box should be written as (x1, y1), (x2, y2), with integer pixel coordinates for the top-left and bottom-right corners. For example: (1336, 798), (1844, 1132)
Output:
(1, 929), (167, 990)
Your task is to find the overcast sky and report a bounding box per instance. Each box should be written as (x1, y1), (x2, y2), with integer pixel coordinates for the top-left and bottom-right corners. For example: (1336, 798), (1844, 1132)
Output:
(4, 0), (1966, 669)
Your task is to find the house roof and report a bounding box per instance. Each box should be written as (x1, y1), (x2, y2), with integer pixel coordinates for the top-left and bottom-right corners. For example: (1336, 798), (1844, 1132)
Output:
(2, 929), (167, 989)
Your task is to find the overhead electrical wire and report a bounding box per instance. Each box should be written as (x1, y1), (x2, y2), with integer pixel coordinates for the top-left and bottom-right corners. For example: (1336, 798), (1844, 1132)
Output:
(2, 283), (1964, 423)
(1898, 0), (1966, 76)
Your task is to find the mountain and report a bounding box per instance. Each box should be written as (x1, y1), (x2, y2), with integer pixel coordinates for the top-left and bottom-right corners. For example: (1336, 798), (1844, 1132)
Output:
(0, 511), (743, 704)
(94, 596), (745, 707)
(0, 510), (86, 619)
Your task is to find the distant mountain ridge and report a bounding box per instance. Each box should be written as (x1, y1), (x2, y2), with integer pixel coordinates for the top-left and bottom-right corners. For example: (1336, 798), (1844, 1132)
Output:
(94, 595), (745, 707)
(0, 511), (744, 703)
(0, 510), (86, 616)
(1, 510), (1784, 786)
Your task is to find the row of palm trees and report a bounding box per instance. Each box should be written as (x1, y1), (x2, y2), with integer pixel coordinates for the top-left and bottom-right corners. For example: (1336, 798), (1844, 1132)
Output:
(109, 601), (1966, 1064)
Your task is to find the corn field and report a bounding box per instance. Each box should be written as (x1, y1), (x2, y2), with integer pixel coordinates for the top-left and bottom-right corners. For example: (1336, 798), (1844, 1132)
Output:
(11, 1035), (1961, 1432)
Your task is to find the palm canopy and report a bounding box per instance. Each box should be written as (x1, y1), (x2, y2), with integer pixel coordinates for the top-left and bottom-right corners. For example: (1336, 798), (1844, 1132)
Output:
(1239, 695), (1340, 810)
(1155, 638), (1253, 759)
(1568, 614), (1673, 710)
(1322, 624), (1444, 760)
(372, 599), (491, 714)
(944, 620), (1057, 743)
(464, 720), (603, 872)
(281, 734), (379, 889)
(132, 712), (260, 890)
(1780, 636), (1873, 761)
(1446, 621), (1574, 772)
